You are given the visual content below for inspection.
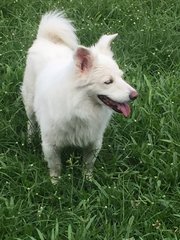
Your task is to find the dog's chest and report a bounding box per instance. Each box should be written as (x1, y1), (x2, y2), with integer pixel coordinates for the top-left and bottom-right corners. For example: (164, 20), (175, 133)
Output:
(55, 109), (111, 147)
(61, 116), (101, 147)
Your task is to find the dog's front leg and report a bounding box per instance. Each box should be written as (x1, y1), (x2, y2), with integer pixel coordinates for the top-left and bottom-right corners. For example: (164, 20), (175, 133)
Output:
(83, 139), (102, 180)
(42, 141), (61, 184)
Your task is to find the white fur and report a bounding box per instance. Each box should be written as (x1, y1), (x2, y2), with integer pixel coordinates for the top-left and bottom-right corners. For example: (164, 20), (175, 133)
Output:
(21, 11), (136, 180)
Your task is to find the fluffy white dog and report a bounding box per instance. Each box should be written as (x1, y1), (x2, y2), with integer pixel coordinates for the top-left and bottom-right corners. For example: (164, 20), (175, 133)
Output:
(21, 11), (138, 182)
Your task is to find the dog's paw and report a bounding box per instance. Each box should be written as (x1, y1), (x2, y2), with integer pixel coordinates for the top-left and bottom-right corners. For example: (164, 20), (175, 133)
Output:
(50, 176), (61, 185)
(27, 135), (33, 144)
(84, 171), (93, 182)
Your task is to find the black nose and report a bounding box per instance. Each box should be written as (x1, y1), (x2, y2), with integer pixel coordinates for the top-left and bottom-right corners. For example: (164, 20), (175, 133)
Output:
(129, 91), (138, 100)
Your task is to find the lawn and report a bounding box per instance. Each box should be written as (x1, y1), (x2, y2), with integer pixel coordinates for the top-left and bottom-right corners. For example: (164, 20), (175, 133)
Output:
(0, 0), (180, 239)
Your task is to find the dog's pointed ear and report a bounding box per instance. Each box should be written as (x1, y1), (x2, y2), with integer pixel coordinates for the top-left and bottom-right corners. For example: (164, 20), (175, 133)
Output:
(74, 47), (93, 73)
(95, 33), (118, 56)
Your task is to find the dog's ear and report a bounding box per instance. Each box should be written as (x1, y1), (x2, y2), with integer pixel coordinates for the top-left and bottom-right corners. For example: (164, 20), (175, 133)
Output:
(74, 47), (93, 73)
(95, 33), (118, 57)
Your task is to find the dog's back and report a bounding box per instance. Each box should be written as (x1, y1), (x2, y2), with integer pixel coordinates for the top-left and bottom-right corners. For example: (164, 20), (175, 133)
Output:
(21, 12), (79, 124)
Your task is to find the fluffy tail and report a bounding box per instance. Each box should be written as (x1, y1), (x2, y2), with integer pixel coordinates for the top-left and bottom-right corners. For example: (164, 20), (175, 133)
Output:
(37, 11), (79, 49)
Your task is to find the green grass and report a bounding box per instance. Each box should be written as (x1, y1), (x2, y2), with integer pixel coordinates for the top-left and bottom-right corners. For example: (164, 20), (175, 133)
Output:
(0, 0), (180, 239)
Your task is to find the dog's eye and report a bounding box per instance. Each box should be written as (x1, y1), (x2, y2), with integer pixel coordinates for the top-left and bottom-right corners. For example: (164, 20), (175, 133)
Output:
(104, 78), (113, 84)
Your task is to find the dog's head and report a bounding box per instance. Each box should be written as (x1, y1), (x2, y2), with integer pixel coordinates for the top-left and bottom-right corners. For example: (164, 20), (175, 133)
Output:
(73, 34), (138, 117)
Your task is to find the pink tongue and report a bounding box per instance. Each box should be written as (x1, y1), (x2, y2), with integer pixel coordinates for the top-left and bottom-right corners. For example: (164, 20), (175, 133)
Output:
(117, 103), (131, 117)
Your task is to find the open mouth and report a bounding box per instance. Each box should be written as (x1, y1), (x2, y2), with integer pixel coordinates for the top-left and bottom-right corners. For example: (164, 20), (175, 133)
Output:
(98, 95), (131, 117)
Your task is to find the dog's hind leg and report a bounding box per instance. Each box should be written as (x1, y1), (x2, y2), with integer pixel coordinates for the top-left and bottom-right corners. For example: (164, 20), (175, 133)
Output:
(27, 110), (36, 143)
(42, 141), (61, 184)
(22, 97), (36, 143)
(83, 139), (102, 181)
(21, 64), (36, 143)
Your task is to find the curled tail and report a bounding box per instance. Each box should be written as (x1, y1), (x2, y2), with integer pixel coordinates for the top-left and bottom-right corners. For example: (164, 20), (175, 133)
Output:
(37, 11), (79, 49)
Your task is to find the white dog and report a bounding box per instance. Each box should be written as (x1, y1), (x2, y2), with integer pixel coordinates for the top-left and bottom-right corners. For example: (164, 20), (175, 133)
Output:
(21, 11), (138, 182)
